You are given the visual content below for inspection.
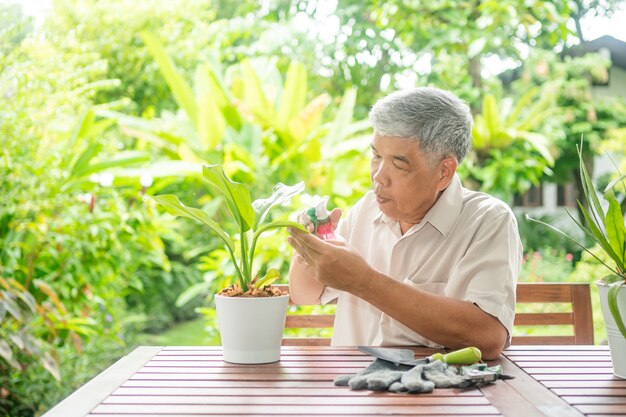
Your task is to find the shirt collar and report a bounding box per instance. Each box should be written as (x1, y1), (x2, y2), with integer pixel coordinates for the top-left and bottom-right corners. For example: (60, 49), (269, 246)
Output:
(373, 208), (391, 224)
(422, 174), (463, 237)
(372, 174), (464, 237)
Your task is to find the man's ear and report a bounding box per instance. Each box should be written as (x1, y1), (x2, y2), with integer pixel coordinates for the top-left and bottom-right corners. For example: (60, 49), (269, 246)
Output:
(437, 157), (458, 191)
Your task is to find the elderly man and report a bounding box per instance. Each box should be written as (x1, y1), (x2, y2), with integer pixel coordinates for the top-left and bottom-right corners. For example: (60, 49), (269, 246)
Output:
(287, 87), (522, 360)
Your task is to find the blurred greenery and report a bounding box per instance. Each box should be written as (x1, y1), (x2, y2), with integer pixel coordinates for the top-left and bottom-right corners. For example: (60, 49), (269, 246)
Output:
(1, 0), (626, 414)
(135, 317), (209, 346)
(516, 213), (586, 257)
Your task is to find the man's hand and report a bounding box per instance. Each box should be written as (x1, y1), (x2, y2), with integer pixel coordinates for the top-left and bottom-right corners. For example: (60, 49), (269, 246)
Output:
(287, 226), (371, 293)
(297, 207), (342, 233)
(287, 207), (341, 305)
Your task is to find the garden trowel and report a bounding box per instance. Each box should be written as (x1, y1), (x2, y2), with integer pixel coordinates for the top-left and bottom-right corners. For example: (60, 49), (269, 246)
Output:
(358, 346), (482, 367)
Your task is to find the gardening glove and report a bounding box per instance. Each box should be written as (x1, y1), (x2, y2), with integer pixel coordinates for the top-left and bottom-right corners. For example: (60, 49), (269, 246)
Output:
(335, 359), (505, 393)
(459, 363), (507, 383)
(396, 361), (468, 393)
(333, 358), (408, 391)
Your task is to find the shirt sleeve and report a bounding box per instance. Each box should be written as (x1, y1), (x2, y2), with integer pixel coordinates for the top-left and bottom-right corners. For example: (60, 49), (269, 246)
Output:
(446, 211), (522, 343)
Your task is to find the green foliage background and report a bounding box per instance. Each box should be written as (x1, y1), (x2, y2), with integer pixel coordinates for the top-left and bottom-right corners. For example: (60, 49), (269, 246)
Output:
(1, 0), (626, 415)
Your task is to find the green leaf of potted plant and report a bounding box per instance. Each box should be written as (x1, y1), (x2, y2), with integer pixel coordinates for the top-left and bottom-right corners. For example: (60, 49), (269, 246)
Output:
(152, 164), (307, 364)
(527, 142), (626, 378)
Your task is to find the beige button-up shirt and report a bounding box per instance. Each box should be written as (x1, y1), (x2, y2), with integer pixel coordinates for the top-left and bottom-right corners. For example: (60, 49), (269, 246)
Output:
(321, 175), (522, 347)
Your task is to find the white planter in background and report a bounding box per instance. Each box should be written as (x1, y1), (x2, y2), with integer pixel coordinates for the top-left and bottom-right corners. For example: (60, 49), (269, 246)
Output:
(215, 294), (289, 364)
(597, 281), (626, 379)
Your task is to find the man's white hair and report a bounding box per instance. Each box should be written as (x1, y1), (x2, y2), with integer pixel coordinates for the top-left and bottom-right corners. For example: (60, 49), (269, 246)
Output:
(368, 87), (473, 164)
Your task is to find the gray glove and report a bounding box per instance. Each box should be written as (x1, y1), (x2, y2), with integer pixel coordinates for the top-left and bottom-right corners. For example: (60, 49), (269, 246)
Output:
(335, 359), (504, 393)
(333, 358), (407, 391)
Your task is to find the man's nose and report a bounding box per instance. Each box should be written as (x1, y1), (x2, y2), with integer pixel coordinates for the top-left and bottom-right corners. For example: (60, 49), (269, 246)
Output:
(371, 164), (390, 187)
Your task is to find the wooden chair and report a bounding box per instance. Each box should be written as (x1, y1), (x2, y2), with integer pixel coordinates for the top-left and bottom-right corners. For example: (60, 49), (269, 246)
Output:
(513, 282), (594, 345)
(277, 282), (594, 346)
(275, 285), (335, 346)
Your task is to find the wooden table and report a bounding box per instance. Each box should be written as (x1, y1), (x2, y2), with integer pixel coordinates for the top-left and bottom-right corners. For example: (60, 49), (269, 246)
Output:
(43, 345), (625, 416)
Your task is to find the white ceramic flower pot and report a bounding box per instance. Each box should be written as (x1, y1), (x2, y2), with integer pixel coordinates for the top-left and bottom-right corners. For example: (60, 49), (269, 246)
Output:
(597, 281), (626, 379)
(214, 294), (289, 364)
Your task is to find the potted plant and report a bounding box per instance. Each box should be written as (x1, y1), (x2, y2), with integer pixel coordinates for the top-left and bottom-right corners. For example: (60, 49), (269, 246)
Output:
(528, 143), (626, 378)
(152, 164), (306, 364)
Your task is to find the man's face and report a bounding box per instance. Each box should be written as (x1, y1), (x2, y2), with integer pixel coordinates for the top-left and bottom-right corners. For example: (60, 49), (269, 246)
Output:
(370, 135), (446, 226)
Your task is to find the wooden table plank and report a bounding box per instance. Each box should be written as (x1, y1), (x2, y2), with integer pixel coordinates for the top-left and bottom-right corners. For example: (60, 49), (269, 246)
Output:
(121, 380), (349, 388)
(90, 403), (502, 415)
(129, 372), (344, 381)
(112, 386), (482, 396)
(102, 395), (491, 405)
(576, 404), (626, 414)
(589, 415), (626, 417)
(89, 415), (496, 417)
(505, 353), (612, 359)
(150, 356), (375, 363)
(511, 361), (614, 368)
(521, 368), (616, 375)
(503, 346), (626, 417)
(137, 365), (363, 373)
(560, 396), (626, 405)
(542, 380), (626, 388)
(505, 346), (611, 351)
(43, 346), (162, 417)
(552, 388), (626, 396)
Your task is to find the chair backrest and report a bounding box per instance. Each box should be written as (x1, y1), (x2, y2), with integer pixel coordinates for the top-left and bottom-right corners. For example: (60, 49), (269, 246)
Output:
(513, 282), (594, 345)
(277, 282), (594, 346)
(275, 285), (335, 346)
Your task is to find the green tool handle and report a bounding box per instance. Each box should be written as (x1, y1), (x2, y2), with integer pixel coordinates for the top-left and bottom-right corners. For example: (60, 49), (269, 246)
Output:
(430, 347), (482, 365)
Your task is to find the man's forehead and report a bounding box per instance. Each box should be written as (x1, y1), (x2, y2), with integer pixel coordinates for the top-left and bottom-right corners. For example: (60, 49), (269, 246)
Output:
(371, 135), (422, 156)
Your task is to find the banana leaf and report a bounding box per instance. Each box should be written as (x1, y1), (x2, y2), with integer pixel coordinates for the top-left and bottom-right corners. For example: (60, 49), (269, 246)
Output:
(141, 31), (198, 125)
(277, 61), (307, 135)
(195, 64), (226, 152)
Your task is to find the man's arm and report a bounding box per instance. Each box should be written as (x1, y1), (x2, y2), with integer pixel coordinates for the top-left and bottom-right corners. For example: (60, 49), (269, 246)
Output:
(288, 253), (325, 304)
(353, 268), (508, 359)
(287, 229), (508, 359)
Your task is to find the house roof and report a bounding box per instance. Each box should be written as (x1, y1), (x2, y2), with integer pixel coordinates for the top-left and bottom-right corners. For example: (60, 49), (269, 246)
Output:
(564, 35), (626, 70)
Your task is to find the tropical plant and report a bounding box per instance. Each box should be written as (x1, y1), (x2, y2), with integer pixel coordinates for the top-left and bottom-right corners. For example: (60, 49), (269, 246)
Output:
(527, 142), (626, 338)
(151, 165), (307, 294)
(0, 278), (62, 394)
(98, 31), (371, 200)
(0, 53), (176, 411)
(599, 129), (626, 213)
(459, 89), (557, 199)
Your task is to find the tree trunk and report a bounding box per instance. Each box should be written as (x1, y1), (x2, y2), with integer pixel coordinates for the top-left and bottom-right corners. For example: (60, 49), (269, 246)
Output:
(469, 55), (482, 113)
(468, 0), (483, 113)
(573, 14), (585, 44)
